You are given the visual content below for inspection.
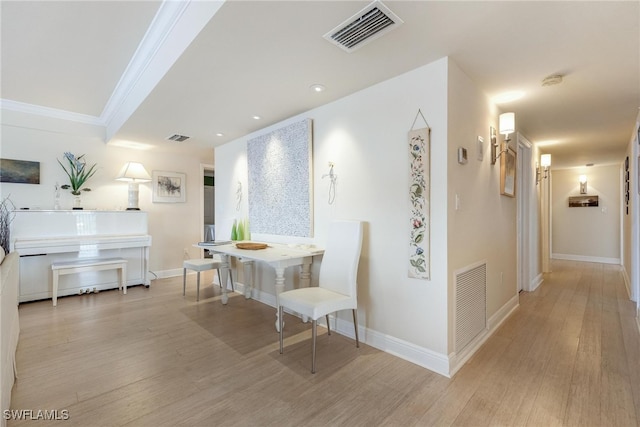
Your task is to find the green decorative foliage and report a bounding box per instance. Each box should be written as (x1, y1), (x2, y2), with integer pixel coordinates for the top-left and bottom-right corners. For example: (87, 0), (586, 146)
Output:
(57, 152), (97, 196)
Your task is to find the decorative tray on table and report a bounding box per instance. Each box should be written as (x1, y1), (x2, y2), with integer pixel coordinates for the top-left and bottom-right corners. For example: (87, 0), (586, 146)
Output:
(235, 242), (268, 250)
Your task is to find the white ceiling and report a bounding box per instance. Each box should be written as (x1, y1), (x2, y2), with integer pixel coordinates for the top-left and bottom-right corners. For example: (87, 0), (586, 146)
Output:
(1, 0), (639, 169)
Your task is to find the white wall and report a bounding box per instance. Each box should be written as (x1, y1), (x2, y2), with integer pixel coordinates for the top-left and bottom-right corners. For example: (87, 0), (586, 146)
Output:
(551, 165), (621, 263)
(446, 61), (518, 333)
(217, 58), (449, 360)
(216, 57), (517, 376)
(0, 109), (213, 276)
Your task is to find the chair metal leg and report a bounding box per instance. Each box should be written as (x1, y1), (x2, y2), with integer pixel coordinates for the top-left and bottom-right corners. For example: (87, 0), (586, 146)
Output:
(279, 306), (284, 354)
(311, 319), (317, 374)
(352, 309), (360, 348)
(216, 269), (223, 288)
(196, 272), (201, 301)
(325, 315), (331, 335)
(182, 268), (187, 296)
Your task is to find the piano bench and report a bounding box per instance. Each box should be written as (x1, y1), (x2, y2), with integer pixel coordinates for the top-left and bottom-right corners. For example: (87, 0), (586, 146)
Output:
(51, 258), (128, 307)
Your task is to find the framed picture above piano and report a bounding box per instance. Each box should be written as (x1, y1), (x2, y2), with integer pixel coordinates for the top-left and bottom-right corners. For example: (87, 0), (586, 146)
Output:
(152, 170), (186, 203)
(0, 158), (40, 184)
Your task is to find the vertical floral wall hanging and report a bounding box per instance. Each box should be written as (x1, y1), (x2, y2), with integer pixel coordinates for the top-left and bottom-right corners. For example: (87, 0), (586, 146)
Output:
(408, 110), (430, 280)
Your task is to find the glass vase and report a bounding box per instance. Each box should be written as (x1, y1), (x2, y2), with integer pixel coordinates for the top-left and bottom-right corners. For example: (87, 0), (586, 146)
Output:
(73, 195), (83, 210)
(237, 219), (245, 241)
(231, 219), (238, 241)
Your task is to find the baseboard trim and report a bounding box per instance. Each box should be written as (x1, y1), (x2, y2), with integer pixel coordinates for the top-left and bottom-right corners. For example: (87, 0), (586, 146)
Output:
(330, 315), (451, 378)
(488, 294), (520, 331)
(530, 273), (543, 292)
(149, 268), (182, 279)
(622, 267), (632, 299)
(552, 253), (620, 265)
(448, 293), (519, 377)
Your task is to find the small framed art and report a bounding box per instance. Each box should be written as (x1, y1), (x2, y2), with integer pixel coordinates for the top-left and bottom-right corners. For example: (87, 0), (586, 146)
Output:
(152, 170), (186, 203)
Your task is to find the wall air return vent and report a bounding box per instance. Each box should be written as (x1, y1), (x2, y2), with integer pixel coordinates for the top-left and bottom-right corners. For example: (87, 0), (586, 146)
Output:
(454, 261), (487, 353)
(323, 0), (403, 53)
(166, 134), (190, 142)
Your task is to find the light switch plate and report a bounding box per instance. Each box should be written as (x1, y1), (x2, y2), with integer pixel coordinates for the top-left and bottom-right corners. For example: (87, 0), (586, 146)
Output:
(477, 136), (484, 161)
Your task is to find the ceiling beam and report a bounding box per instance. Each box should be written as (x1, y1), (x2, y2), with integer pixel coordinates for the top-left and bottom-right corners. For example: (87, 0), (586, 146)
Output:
(102, 0), (226, 142)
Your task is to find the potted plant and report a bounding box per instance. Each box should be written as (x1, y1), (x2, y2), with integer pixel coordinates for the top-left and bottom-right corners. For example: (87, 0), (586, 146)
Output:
(57, 152), (97, 209)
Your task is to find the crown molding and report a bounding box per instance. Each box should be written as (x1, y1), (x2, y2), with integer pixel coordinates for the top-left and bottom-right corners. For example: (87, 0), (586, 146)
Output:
(0, 99), (104, 126)
(2, 0), (226, 141)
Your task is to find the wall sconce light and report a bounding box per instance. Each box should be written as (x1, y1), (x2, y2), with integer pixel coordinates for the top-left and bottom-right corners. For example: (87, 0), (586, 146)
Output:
(491, 112), (515, 164)
(579, 175), (587, 194)
(536, 154), (552, 184)
(116, 162), (151, 210)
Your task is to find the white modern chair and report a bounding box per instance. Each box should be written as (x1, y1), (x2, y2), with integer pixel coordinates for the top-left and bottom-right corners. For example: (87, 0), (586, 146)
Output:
(183, 256), (234, 301)
(278, 220), (363, 373)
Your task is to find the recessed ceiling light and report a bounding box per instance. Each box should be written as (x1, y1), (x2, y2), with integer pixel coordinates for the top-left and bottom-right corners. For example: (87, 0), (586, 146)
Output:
(252, 115), (261, 120)
(310, 84), (326, 93)
(492, 91), (525, 104)
(215, 132), (224, 137)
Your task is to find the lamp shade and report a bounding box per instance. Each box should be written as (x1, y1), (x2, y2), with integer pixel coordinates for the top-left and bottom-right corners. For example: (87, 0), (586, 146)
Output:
(540, 154), (552, 168)
(116, 162), (151, 182)
(499, 112), (515, 135)
(579, 174), (587, 184)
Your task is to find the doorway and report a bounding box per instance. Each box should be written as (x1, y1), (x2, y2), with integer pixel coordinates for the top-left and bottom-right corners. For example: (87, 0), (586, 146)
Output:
(517, 134), (533, 292)
(201, 163), (215, 244)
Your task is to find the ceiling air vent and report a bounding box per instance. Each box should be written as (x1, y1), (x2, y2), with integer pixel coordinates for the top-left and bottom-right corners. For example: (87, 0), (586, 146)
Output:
(166, 134), (190, 142)
(323, 0), (403, 53)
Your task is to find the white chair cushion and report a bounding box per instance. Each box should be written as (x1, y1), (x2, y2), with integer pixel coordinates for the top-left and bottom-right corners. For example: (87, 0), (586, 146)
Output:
(183, 258), (221, 271)
(279, 287), (354, 321)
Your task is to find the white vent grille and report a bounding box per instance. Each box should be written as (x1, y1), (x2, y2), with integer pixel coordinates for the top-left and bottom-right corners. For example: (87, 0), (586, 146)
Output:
(323, 1), (403, 53)
(454, 262), (487, 353)
(166, 134), (190, 142)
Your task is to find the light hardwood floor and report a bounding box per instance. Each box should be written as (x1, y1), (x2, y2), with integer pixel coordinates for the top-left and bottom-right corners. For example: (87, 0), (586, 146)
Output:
(8, 260), (640, 426)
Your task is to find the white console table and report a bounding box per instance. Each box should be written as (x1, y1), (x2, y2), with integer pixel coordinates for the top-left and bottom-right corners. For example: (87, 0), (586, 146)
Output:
(10, 210), (152, 303)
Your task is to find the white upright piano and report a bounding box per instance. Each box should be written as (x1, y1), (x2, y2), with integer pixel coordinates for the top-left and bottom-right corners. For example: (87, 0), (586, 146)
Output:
(10, 210), (152, 303)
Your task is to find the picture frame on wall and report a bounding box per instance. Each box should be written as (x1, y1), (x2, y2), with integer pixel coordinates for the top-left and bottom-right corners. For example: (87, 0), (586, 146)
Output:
(500, 147), (516, 197)
(0, 158), (40, 184)
(152, 170), (186, 203)
(569, 195), (599, 207)
(247, 118), (313, 237)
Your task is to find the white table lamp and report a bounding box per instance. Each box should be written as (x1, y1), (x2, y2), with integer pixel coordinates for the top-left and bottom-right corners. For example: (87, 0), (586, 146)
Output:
(116, 162), (151, 210)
